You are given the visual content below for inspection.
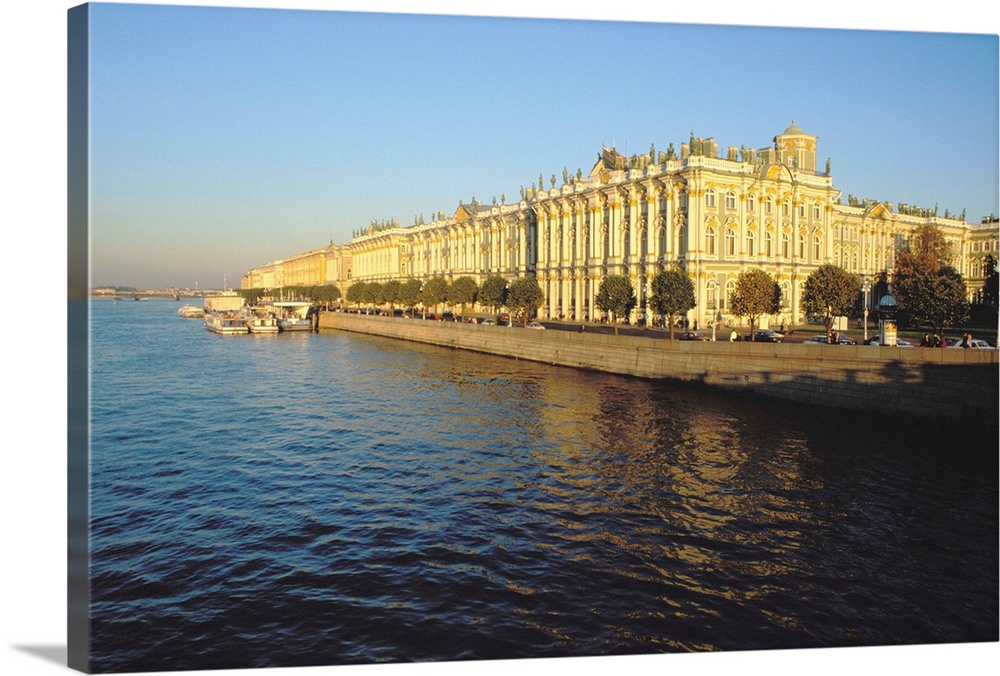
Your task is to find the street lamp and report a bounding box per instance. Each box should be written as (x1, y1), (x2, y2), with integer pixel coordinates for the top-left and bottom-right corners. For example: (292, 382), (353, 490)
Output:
(862, 279), (872, 343)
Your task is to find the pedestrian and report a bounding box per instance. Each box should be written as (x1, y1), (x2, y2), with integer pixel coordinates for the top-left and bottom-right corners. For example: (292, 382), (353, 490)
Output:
(961, 332), (971, 348)
(578, 324), (586, 333)
(730, 329), (737, 342)
(932, 333), (941, 348)
(921, 334), (931, 347)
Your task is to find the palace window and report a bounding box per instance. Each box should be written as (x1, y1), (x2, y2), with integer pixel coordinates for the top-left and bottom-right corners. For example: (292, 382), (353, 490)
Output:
(813, 205), (821, 220)
(706, 227), (717, 255)
(724, 279), (736, 310)
(725, 228), (736, 256)
(747, 194), (756, 212)
(746, 230), (756, 257)
(798, 204), (806, 218)
(813, 234), (822, 261)
(780, 281), (790, 309)
(706, 279), (717, 309)
(765, 198), (773, 214)
(764, 231), (774, 257)
(725, 191), (737, 210)
(782, 202), (790, 217)
(706, 189), (717, 208)
(798, 233), (806, 259)
(781, 232), (790, 258)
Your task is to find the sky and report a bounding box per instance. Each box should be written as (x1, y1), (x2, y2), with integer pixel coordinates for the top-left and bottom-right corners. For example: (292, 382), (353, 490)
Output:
(2, 4), (999, 676)
(73, 0), (998, 290)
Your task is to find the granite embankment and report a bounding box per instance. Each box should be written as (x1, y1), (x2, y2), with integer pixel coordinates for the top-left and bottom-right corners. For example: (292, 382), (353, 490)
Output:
(319, 312), (999, 420)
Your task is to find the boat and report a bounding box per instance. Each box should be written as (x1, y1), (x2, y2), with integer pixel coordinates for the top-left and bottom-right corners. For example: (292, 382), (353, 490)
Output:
(272, 301), (314, 332)
(204, 312), (249, 335)
(244, 313), (279, 334)
(177, 304), (205, 318)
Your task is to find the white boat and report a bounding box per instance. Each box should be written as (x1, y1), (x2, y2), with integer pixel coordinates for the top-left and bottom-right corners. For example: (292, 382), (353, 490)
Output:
(204, 312), (249, 335)
(272, 301), (314, 332)
(244, 314), (279, 334)
(177, 304), (204, 318)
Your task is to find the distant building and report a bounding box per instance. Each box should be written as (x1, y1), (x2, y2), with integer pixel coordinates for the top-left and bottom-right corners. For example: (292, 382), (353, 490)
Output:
(243, 123), (999, 325)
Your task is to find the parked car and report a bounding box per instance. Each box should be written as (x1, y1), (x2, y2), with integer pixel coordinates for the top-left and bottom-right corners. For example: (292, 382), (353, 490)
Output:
(481, 318), (496, 326)
(678, 331), (710, 341)
(809, 332), (857, 345)
(750, 329), (784, 343)
(526, 322), (545, 330)
(948, 338), (994, 349)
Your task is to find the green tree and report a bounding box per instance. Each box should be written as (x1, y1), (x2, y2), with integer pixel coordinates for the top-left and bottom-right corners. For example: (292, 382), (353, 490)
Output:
(446, 276), (479, 317)
(506, 275), (544, 325)
(595, 274), (636, 335)
(362, 281), (382, 314)
(420, 276), (449, 318)
(894, 257), (970, 335)
(345, 281), (367, 309)
(648, 267), (696, 340)
(314, 284), (341, 309)
(381, 279), (401, 314)
(398, 278), (422, 312)
(905, 224), (953, 265)
(730, 269), (779, 340)
(479, 274), (509, 314)
(802, 264), (862, 342)
(982, 254), (998, 308)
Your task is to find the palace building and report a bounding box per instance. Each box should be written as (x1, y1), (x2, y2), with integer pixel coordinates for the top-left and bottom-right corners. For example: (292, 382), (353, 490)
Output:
(243, 123), (998, 326)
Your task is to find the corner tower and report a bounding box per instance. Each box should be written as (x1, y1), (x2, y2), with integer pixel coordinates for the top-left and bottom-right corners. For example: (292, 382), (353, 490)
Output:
(773, 121), (818, 172)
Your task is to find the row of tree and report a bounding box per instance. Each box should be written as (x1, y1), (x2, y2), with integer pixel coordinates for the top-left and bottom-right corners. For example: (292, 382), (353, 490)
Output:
(236, 226), (990, 340)
(342, 275), (547, 321)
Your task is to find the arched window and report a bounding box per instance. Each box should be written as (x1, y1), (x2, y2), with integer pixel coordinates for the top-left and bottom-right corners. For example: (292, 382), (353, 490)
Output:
(798, 233), (806, 259)
(813, 234), (822, 261)
(725, 228), (737, 256)
(764, 231), (774, 258)
(780, 281), (790, 309)
(746, 194), (756, 212)
(725, 191), (737, 210)
(724, 279), (736, 310)
(706, 227), (717, 255)
(765, 197), (773, 214)
(746, 230), (756, 256)
(706, 279), (717, 309)
(706, 189), (717, 208)
(781, 232), (790, 259)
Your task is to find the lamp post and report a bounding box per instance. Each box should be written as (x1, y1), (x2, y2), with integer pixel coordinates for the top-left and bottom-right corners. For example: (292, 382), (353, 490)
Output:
(862, 279), (872, 343)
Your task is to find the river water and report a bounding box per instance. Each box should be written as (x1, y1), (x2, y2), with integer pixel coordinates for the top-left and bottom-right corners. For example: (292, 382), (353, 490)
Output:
(87, 298), (997, 672)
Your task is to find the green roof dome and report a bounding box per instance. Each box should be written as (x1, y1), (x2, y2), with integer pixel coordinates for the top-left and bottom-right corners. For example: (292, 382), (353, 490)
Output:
(783, 120), (804, 134)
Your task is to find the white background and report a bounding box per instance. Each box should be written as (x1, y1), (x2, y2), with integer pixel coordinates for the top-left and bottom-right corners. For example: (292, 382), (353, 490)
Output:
(2, 2), (996, 675)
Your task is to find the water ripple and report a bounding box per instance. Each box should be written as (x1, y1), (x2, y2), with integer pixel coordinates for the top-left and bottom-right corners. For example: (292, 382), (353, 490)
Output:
(87, 300), (998, 671)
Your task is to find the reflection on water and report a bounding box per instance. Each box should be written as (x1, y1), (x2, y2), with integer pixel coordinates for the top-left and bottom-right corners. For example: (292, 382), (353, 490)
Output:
(87, 300), (998, 672)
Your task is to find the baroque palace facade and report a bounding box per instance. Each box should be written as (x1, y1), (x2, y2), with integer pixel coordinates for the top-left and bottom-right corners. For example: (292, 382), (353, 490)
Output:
(243, 123), (999, 327)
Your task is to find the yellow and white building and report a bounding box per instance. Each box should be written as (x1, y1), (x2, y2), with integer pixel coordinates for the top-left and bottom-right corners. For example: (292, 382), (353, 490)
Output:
(243, 123), (998, 325)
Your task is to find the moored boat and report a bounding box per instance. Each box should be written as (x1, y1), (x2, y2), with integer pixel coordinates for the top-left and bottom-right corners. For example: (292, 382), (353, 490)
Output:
(272, 301), (314, 332)
(177, 304), (205, 318)
(204, 312), (249, 335)
(244, 314), (279, 334)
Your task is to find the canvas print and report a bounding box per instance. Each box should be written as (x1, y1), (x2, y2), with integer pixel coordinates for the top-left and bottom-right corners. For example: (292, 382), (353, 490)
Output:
(68, 2), (999, 674)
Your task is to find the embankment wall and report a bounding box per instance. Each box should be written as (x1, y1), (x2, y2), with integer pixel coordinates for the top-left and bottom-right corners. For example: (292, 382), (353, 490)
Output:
(319, 312), (999, 420)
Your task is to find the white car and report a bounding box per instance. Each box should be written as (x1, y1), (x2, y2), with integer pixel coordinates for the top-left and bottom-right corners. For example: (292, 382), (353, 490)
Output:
(948, 338), (994, 349)
(526, 322), (545, 330)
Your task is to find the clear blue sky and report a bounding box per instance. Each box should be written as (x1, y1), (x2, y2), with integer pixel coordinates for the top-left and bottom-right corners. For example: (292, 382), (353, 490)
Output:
(79, 1), (999, 289)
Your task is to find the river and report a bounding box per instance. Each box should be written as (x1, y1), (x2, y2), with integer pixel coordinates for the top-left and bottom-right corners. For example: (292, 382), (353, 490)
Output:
(85, 298), (997, 672)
